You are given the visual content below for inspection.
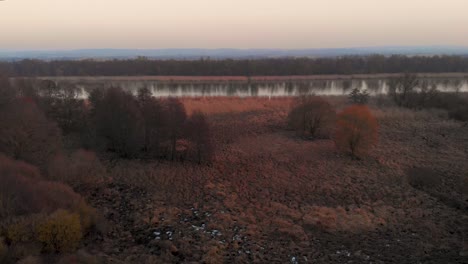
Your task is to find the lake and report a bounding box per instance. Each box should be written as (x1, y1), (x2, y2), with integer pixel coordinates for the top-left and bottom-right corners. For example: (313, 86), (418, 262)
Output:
(42, 74), (468, 98)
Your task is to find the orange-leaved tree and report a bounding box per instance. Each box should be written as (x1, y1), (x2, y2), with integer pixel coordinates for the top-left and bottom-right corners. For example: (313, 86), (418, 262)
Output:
(334, 105), (378, 158)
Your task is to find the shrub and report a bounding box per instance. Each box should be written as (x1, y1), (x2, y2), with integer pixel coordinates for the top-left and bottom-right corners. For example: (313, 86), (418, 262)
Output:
(448, 102), (468, 122)
(0, 155), (45, 218)
(56, 250), (100, 264)
(17, 256), (43, 264)
(388, 73), (419, 107)
(5, 219), (34, 244)
(73, 201), (96, 233)
(138, 89), (166, 157)
(407, 167), (441, 189)
(48, 150), (106, 189)
(36, 80), (88, 135)
(35, 181), (83, 214)
(0, 237), (6, 262)
(185, 111), (214, 164)
(0, 155), (87, 219)
(287, 96), (336, 139)
(0, 99), (62, 170)
(334, 105), (378, 157)
(3, 216), (44, 262)
(349, 87), (370, 104)
(92, 87), (145, 157)
(0, 75), (16, 109)
(36, 210), (83, 253)
(162, 98), (187, 160)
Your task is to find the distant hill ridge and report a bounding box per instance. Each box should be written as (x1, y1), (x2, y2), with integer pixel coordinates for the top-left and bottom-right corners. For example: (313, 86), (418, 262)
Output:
(1, 46), (468, 60)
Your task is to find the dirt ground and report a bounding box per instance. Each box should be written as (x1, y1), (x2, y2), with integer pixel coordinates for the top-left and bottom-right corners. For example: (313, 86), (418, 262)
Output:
(81, 97), (467, 263)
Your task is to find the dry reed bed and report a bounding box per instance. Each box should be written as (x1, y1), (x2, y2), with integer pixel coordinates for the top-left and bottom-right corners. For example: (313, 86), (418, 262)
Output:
(96, 97), (467, 263)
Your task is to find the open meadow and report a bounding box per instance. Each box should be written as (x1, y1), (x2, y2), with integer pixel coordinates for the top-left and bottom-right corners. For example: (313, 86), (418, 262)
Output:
(76, 96), (467, 263)
(1, 75), (467, 264)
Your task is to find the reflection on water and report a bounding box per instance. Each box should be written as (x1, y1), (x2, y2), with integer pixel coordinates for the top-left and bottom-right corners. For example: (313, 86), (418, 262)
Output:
(56, 78), (468, 98)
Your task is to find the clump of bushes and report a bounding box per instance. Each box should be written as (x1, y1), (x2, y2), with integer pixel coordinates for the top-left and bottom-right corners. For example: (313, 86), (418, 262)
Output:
(48, 150), (107, 190)
(0, 155), (93, 217)
(36, 210), (83, 253)
(334, 105), (378, 158)
(287, 96), (336, 139)
(286, 97), (379, 158)
(0, 237), (6, 262)
(349, 87), (370, 104)
(0, 98), (62, 171)
(88, 87), (213, 163)
(185, 111), (214, 164)
(388, 73), (468, 122)
(0, 155), (95, 257)
(388, 73), (421, 108)
(407, 167), (441, 189)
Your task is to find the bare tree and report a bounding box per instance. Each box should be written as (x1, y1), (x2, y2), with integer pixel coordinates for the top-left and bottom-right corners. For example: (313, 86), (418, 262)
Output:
(388, 73), (420, 107)
(138, 88), (165, 156)
(287, 96), (336, 139)
(0, 99), (62, 171)
(0, 75), (16, 109)
(162, 98), (187, 160)
(349, 87), (370, 105)
(186, 111), (213, 164)
(93, 87), (145, 157)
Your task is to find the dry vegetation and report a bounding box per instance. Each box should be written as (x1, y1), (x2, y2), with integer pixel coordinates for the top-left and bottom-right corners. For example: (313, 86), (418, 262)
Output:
(87, 97), (466, 263)
(0, 76), (467, 263)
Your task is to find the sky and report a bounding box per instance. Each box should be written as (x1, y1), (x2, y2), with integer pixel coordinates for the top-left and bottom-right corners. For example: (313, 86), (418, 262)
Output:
(1, 0), (468, 50)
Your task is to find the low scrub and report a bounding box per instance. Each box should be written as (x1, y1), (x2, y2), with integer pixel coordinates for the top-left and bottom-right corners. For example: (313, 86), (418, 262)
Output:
(0, 162), (83, 218)
(0, 155), (94, 255)
(48, 150), (107, 189)
(287, 96), (336, 139)
(407, 167), (441, 190)
(36, 210), (83, 253)
(0, 237), (6, 263)
(334, 105), (378, 157)
(388, 73), (468, 122)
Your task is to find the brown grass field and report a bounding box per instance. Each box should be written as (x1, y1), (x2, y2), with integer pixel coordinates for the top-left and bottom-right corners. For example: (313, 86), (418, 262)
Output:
(72, 96), (468, 263)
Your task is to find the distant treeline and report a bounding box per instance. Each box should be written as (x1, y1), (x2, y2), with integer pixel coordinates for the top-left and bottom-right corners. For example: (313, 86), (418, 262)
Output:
(1, 55), (468, 76)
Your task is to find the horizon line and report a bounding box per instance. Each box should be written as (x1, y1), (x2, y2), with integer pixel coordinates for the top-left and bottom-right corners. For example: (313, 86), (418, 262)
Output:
(2, 45), (468, 52)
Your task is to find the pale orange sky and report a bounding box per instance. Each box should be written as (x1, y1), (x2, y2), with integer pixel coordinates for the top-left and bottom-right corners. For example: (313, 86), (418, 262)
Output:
(0, 0), (467, 49)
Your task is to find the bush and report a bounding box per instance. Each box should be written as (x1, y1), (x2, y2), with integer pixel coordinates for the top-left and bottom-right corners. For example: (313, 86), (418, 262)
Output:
(334, 105), (378, 157)
(0, 155), (88, 220)
(0, 155), (46, 218)
(36, 80), (88, 135)
(36, 210), (83, 253)
(0, 75), (16, 109)
(185, 111), (214, 164)
(349, 87), (370, 104)
(0, 99), (62, 170)
(388, 73), (419, 107)
(48, 150), (106, 189)
(287, 96), (336, 139)
(92, 87), (145, 157)
(56, 250), (100, 264)
(407, 167), (441, 189)
(138, 89), (166, 156)
(17, 256), (43, 264)
(162, 98), (187, 160)
(0, 237), (6, 262)
(73, 201), (96, 233)
(448, 102), (468, 122)
(5, 218), (35, 244)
